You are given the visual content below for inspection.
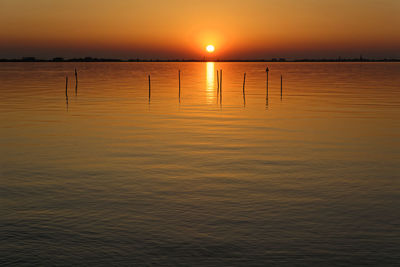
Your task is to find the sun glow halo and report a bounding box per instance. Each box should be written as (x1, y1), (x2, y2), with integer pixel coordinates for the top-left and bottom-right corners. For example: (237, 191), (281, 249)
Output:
(206, 45), (215, 53)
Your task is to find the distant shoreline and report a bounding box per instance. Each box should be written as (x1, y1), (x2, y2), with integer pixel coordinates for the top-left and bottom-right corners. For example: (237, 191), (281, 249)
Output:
(1, 57), (399, 63)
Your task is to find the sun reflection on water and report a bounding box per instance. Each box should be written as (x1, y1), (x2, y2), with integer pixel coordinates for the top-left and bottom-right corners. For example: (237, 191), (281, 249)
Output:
(206, 62), (215, 102)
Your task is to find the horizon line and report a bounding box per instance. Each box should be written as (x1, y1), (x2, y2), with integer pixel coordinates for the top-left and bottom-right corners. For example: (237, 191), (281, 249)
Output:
(1, 56), (400, 63)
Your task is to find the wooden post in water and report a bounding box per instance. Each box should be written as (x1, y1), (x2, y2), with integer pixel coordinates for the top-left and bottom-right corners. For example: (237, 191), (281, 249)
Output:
(280, 75), (283, 100)
(217, 70), (219, 91)
(178, 70), (181, 101)
(65, 76), (68, 99)
(74, 68), (78, 96)
(65, 76), (69, 109)
(266, 67), (269, 109)
(148, 75), (151, 101)
(220, 69), (222, 93)
(243, 73), (246, 107)
(243, 73), (246, 94)
(216, 70), (220, 101)
(219, 69), (222, 103)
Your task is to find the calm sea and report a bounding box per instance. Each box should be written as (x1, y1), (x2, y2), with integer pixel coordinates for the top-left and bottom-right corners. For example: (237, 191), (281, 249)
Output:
(1, 62), (399, 266)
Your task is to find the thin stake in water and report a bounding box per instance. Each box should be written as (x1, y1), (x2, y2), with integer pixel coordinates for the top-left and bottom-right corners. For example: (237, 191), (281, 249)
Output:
(75, 68), (78, 96)
(148, 75), (151, 101)
(65, 76), (68, 99)
(281, 75), (283, 100)
(266, 67), (269, 109)
(65, 75), (68, 109)
(216, 70), (220, 102)
(178, 70), (181, 102)
(220, 69), (222, 91)
(243, 72), (246, 93)
(219, 69), (223, 103)
(243, 72), (246, 107)
(217, 70), (219, 91)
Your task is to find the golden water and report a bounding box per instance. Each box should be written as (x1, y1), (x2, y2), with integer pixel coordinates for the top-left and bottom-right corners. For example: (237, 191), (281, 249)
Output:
(1, 62), (399, 265)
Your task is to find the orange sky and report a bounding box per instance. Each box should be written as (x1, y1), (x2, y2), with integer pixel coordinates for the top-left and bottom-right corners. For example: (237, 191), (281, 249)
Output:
(1, 0), (399, 59)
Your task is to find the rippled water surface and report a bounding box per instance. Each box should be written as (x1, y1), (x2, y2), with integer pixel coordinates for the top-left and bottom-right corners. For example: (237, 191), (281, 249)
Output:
(1, 62), (399, 265)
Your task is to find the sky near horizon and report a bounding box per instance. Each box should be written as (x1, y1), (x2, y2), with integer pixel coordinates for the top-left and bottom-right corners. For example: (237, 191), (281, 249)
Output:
(1, 0), (399, 59)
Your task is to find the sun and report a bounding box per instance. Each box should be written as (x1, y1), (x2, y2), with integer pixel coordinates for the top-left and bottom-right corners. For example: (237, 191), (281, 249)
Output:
(206, 45), (215, 53)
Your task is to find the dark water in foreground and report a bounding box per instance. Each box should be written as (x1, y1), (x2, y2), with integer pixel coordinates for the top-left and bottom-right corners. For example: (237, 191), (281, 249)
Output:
(1, 62), (399, 266)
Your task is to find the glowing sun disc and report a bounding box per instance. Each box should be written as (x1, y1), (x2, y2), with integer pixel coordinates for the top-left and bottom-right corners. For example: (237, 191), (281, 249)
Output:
(206, 45), (215, 53)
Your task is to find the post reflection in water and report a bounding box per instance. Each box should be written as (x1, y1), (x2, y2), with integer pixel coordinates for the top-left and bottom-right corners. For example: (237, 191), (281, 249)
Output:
(206, 62), (215, 103)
